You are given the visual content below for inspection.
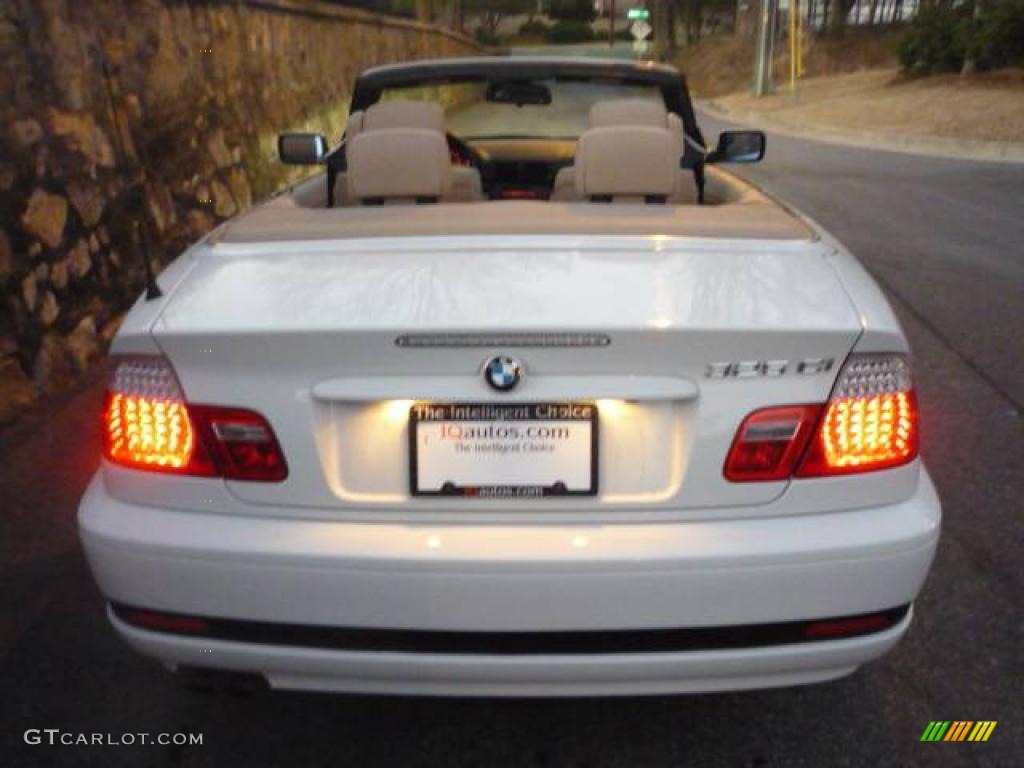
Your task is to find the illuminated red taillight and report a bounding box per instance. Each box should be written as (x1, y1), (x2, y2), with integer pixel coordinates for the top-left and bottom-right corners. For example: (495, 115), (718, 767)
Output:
(796, 354), (918, 477)
(103, 357), (216, 475)
(103, 357), (287, 482)
(725, 354), (919, 482)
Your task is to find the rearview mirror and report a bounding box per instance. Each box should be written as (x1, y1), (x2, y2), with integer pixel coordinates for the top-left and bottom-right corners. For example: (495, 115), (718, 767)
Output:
(486, 80), (552, 107)
(278, 133), (328, 165)
(707, 130), (766, 164)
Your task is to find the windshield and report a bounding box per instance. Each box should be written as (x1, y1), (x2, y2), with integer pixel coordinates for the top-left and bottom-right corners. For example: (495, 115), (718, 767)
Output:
(379, 79), (665, 141)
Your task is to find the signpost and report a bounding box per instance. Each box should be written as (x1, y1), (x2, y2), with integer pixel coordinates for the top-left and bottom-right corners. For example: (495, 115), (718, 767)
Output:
(630, 19), (652, 40)
(630, 14), (651, 57)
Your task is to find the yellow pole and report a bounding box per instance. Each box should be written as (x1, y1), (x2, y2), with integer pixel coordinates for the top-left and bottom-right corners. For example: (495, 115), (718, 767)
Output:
(789, 0), (797, 91)
(796, 0), (804, 77)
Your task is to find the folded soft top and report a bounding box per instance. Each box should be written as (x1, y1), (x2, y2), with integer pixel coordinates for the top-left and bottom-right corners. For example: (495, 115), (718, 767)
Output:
(219, 198), (814, 244)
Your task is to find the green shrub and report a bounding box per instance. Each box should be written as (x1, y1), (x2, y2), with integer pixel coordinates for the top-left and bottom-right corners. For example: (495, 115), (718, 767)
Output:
(971, 0), (1024, 69)
(899, 0), (1024, 74)
(518, 18), (549, 37)
(545, 19), (595, 44)
(897, 4), (968, 74)
(548, 0), (597, 22)
(473, 27), (501, 47)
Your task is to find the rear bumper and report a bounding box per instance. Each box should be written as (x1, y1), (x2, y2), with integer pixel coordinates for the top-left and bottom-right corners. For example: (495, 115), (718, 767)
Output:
(79, 470), (940, 695)
(109, 606), (912, 696)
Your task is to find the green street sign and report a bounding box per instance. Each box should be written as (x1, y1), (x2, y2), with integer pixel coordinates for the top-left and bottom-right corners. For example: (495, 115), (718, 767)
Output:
(627, 8), (650, 20)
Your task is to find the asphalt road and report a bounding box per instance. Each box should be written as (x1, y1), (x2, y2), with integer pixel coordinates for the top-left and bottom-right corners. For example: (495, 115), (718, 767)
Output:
(2, 116), (1021, 767)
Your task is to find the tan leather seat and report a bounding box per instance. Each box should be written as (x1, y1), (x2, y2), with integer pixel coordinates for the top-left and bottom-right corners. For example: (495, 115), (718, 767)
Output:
(573, 125), (678, 203)
(589, 98), (674, 129)
(346, 128), (450, 205)
(336, 100), (482, 205)
(552, 99), (697, 204)
(350, 100), (446, 135)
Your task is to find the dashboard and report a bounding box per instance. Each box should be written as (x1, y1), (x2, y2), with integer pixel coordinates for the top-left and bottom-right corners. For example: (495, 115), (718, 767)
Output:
(465, 138), (577, 200)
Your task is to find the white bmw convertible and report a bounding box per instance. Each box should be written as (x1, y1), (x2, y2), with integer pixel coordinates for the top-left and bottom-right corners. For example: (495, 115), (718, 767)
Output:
(78, 57), (940, 697)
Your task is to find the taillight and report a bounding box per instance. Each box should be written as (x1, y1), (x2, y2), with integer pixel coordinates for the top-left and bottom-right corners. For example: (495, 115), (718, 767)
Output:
(796, 354), (918, 477)
(103, 357), (216, 475)
(724, 404), (822, 482)
(192, 405), (289, 482)
(724, 353), (919, 482)
(103, 356), (287, 482)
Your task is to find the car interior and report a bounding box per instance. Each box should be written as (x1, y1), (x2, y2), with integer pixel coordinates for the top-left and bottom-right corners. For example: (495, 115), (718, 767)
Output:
(330, 97), (706, 207)
(326, 97), (715, 206)
(247, 93), (804, 242)
(273, 88), (770, 206)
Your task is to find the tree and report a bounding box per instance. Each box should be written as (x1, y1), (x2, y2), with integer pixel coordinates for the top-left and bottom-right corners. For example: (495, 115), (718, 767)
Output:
(676, 0), (705, 43)
(828, 0), (857, 33)
(962, 0), (985, 74)
(652, 0), (671, 58)
(463, 0), (534, 38)
(547, 0), (597, 21)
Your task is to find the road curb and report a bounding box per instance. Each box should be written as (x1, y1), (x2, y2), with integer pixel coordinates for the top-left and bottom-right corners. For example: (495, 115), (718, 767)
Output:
(698, 100), (1024, 165)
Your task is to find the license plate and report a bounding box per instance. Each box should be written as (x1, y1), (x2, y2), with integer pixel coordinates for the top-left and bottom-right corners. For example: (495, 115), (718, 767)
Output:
(410, 402), (598, 497)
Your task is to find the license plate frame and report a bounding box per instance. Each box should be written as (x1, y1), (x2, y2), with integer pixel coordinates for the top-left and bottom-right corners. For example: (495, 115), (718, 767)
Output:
(409, 402), (599, 498)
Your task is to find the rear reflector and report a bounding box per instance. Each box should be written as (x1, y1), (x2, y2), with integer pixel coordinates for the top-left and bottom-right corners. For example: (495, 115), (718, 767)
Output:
(122, 609), (209, 635)
(103, 356), (287, 482)
(804, 613), (893, 639)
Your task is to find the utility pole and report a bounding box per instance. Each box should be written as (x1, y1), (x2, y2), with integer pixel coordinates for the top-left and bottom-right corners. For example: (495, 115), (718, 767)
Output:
(609, 0), (616, 47)
(788, 0), (798, 90)
(753, 0), (778, 96)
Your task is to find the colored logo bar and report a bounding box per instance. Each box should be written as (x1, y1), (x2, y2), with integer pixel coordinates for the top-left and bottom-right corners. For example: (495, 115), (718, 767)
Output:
(921, 721), (997, 742)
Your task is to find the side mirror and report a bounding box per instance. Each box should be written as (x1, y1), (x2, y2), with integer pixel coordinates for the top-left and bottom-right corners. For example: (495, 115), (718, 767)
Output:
(707, 130), (766, 164)
(278, 133), (328, 165)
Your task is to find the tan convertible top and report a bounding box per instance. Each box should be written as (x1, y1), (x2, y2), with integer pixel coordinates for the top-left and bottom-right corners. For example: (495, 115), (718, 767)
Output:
(218, 169), (815, 244)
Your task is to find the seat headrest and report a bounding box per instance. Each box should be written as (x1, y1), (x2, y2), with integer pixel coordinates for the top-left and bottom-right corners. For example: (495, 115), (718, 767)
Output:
(574, 125), (678, 200)
(346, 128), (450, 202)
(363, 100), (446, 133)
(589, 99), (669, 128)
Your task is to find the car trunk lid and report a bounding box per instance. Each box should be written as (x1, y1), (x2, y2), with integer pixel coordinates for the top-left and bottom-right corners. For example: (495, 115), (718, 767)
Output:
(152, 235), (862, 517)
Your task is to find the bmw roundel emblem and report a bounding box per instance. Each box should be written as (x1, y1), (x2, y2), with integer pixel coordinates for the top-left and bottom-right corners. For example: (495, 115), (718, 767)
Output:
(484, 355), (523, 392)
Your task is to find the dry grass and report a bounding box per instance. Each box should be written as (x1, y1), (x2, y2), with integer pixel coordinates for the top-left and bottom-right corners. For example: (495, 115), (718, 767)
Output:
(678, 27), (906, 98)
(678, 29), (1024, 143)
(714, 67), (1024, 143)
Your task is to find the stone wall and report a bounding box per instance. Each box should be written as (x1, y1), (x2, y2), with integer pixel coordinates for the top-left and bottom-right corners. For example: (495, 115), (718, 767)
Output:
(0, 0), (482, 423)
